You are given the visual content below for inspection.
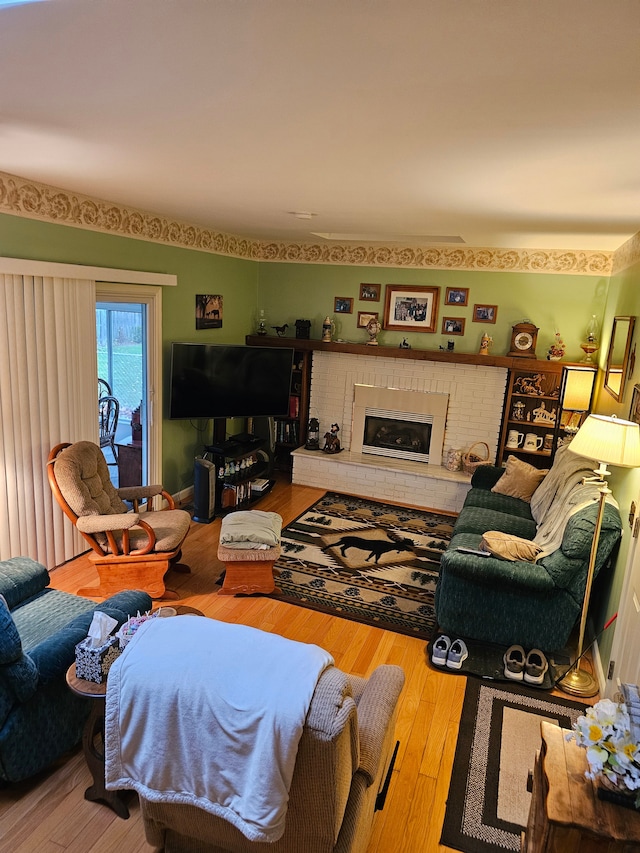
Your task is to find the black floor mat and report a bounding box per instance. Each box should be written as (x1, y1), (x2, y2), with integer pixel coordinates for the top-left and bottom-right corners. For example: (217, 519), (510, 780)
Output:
(426, 635), (572, 691)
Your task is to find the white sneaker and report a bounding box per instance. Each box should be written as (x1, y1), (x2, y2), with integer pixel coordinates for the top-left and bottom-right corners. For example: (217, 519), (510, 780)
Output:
(431, 635), (451, 667)
(447, 638), (469, 670)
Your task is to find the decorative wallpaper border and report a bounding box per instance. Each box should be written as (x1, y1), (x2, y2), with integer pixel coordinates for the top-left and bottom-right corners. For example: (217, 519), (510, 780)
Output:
(612, 231), (640, 275)
(0, 170), (623, 276)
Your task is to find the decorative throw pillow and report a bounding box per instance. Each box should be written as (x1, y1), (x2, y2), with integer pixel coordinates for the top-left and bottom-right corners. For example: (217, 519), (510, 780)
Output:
(480, 530), (542, 562)
(491, 455), (548, 503)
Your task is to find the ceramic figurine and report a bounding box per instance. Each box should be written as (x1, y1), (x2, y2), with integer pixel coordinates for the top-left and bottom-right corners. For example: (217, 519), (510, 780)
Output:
(479, 333), (493, 355)
(365, 317), (381, 345)
(322, 423), (341, 454)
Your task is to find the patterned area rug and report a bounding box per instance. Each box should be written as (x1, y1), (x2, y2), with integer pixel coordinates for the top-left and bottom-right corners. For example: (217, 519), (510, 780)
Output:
(272, 491), (456, 639)
(441, 680), (586, 853)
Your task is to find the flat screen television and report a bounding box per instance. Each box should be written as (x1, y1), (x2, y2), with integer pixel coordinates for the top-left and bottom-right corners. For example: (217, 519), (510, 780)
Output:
(169, 343), (294, 420)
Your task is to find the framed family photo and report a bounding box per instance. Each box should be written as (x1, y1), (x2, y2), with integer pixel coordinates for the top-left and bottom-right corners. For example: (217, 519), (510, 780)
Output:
(383, 285), (440, 333)
(445, 287), (469, 307)
(359, 283), (381, 302)
(334, 297), (353, 314)
(472, 304), (498, 324)
(357, 310), (379, 328)
(442, 317), (465, 335)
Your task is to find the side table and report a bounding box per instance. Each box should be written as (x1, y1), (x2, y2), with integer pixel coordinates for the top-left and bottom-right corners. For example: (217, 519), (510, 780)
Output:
(522, 720), (640, 851)
(65, 663), (129, 819)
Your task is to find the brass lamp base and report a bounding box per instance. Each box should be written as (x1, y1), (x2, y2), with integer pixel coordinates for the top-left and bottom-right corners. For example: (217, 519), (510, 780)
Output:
(558, 665), (599, 698)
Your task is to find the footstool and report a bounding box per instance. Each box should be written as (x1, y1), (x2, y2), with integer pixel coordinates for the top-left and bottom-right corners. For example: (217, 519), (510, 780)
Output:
(216, 510), (282, 596)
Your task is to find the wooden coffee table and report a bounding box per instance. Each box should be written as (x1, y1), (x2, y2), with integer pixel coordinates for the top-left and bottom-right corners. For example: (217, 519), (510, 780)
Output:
(65, 662), (129, 819)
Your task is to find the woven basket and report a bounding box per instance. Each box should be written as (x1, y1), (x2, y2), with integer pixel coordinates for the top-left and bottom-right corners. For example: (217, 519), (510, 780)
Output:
(462, 441), (491, 475)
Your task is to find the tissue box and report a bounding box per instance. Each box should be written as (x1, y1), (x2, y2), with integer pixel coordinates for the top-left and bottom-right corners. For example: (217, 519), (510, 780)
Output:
(75, 635), (121, 684)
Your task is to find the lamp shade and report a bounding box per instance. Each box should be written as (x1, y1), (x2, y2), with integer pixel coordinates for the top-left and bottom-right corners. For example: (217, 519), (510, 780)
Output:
(562, 367), (596, 412)
(568, 414), (640, 468)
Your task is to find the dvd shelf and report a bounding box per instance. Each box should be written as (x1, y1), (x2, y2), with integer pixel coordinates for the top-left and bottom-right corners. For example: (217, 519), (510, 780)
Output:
(199, 435), (274, 519)
(246, 338), (311, 476)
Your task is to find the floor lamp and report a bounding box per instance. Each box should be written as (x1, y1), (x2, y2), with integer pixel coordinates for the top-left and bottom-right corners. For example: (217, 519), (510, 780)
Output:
(559, 414), (640, 697)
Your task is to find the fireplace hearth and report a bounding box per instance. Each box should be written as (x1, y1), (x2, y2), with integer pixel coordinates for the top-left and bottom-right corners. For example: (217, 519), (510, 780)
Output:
(352, 384), (448, 465)
(363, 413), (433, 462)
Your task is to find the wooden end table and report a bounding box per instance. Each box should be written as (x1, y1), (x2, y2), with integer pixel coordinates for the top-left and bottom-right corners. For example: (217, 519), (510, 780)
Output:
(522, 720), (640, 851)
(65, 662), (129, 819)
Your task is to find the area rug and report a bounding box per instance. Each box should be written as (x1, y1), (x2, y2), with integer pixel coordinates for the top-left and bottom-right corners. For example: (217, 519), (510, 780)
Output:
(271, 491), (456, 639)
(441, 679), (586, 853)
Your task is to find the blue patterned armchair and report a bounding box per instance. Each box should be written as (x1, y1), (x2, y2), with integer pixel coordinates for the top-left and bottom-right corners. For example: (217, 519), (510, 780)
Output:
(0, 556), (151, 782)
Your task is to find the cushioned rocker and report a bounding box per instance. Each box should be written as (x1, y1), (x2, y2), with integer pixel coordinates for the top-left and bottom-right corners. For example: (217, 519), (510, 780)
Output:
(48, 441), (191, 601)
(217, 510), (282, 595)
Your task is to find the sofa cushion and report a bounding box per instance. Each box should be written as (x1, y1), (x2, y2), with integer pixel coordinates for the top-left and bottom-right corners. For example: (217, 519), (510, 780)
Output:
(453, 505), (537, 540)
(0, 558), (49, 610)
(480, 531), (542, 562)
(491, 456), (548, 503)
(461, 487), (535, 520)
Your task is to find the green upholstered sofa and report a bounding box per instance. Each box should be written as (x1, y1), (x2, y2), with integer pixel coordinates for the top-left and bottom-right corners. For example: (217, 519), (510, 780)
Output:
(0, 556), (152, 783)
(435, 447), (623, 652)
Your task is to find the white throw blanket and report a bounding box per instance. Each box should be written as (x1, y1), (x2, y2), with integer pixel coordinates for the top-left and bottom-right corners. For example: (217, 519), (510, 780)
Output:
(531, 444), (618, 559)
(104, 616), (333, 842)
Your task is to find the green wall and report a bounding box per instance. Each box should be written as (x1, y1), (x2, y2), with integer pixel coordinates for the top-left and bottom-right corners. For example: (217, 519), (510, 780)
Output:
(0, 213), (259, 493)
(256, 262), (608, 363)
(590, 256), (640, 679)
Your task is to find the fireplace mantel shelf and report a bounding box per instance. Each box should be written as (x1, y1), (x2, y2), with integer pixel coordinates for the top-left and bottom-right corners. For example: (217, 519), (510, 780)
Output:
(246, 335), (563, 371)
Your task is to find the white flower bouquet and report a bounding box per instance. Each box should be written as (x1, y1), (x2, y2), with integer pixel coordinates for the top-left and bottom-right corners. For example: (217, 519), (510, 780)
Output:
(568, 698), (640, 808)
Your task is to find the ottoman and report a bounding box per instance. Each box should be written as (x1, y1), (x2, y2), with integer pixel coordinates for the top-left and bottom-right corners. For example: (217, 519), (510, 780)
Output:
(216, 510), (282, 596)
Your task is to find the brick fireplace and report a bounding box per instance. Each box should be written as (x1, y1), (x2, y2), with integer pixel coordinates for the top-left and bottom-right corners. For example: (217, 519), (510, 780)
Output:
(292, 349), (508, 512)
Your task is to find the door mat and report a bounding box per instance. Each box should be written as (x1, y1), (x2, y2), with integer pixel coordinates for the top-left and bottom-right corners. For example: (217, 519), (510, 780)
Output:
(426, 636), (571, 691)
(441, 679), (586, 853)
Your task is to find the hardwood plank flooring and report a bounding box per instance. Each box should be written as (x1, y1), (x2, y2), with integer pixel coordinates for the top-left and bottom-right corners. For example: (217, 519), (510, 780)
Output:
(0, 480), (592, 853)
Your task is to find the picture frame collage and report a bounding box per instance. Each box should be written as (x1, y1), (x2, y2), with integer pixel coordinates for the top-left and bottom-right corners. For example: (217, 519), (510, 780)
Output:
(337, 282), (498, 340)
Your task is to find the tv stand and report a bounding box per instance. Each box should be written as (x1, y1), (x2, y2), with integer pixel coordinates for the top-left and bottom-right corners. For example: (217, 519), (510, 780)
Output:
(194, 435), (274, 522)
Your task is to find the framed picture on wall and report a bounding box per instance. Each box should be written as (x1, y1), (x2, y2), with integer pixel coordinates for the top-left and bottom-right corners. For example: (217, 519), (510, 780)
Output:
(334, 297), (353, 314)
(195, 294), (223, 329)
(359, 283), (381, 301)
(357, 310), (379, 328)
(472, 304), (498, 324)
(442, 317), (465, 335)
(445, 287), (469, 307)
(383, 285), (440, 333)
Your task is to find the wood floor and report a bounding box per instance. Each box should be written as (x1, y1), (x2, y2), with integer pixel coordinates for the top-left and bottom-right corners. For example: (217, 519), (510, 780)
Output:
(0, 480), (588, 853)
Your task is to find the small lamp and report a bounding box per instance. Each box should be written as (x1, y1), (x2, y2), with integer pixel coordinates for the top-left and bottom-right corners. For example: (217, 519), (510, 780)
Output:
(580, 315), (599, 363)
(559, 414), (640, 697)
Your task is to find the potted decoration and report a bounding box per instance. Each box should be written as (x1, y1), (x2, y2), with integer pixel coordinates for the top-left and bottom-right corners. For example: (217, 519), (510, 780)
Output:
(547, 331), (566, 361)
(567, 697), (640, 809)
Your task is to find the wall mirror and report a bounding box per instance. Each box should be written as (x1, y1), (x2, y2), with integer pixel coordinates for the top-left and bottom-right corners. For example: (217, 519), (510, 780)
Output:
(604, 315), (636, 402)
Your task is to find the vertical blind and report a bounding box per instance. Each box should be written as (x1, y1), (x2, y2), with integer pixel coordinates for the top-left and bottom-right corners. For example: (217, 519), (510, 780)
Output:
(0, 274), (97, 567)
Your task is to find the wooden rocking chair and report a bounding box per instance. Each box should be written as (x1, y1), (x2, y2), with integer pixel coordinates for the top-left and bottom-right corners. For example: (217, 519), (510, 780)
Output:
(47, 441), (191, 600)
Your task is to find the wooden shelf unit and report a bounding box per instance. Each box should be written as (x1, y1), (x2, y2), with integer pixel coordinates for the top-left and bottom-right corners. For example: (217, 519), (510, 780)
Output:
(497, 363), (597, 469)
(246, 337), (311, 476)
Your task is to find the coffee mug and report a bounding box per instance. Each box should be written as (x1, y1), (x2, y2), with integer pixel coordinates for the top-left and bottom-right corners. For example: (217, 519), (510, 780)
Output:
(506, 430), (524, 448)
(524, 433), (543, 451)
(543, 433), (554, 451)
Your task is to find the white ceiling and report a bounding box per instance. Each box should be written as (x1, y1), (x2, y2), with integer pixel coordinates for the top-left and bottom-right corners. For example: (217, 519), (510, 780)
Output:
(1, 0), (638, 252)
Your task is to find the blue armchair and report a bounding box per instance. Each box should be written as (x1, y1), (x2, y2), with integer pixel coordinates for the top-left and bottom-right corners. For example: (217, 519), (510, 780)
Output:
(0, 556), (152, 783)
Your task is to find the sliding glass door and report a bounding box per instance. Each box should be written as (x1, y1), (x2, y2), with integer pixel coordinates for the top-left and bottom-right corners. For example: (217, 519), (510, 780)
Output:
(96, 284), (162, 489)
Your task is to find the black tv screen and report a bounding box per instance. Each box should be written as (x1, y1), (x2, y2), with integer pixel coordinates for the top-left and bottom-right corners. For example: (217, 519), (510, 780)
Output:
(169, 343), (294, 420)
